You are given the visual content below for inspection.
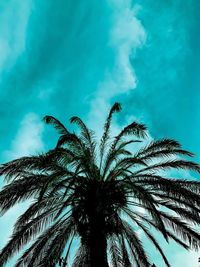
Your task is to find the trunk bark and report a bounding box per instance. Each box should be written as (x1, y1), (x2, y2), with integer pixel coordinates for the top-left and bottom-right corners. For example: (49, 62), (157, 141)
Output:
(89, 230), (109, 267)
(82, 218), (109, 267)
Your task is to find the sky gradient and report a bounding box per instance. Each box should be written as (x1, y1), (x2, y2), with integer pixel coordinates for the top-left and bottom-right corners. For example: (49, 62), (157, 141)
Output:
(0, 0), (200, 266)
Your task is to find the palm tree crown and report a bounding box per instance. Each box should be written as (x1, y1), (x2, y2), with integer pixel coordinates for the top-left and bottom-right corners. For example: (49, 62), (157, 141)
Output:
(0, 103), (200, 267)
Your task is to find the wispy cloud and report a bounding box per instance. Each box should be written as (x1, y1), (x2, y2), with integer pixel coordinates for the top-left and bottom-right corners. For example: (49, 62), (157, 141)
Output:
(0, 0), (32, 76)
(4, 113), (44, 160)
(88, 0), (146, 134)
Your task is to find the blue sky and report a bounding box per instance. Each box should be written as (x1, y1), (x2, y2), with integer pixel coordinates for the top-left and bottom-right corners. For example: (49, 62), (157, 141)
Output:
(0, 0), (200, 266)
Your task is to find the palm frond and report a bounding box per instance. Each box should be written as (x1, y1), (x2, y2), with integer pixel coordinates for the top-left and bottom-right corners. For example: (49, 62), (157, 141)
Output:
(0, 175), (48, 214)
(160, 212), (200, 250)
(102, 140), (141, 178)
(109, 236), (123, 267)
(125, 181), (168, 240)
(13, 196), (63, 233)
(136, 139), (182, 157)
(70, 116), (96, 156)
(43, 115), (69, 135)
(121, 220), (150, 267)
(125, 208), (190, 250)
(0, 209), (69, 266)
(72, 243), (90, 267)
(134, 160), (200, 175)
(110, 122), (147, 154)
(99, 102), (121, 171)
(125, 210), (171, 267)
(118, 235), (132, 267)
(139, 149), (194, 162)
(14, 218), (67, 267)
(37, 220), (74, 267)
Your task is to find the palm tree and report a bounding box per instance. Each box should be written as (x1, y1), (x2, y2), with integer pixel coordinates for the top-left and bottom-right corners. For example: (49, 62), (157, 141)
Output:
(0, 103), (200, 267)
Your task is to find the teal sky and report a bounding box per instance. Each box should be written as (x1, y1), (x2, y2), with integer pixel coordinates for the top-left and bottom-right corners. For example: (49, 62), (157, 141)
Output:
(0, 0), (200, 266)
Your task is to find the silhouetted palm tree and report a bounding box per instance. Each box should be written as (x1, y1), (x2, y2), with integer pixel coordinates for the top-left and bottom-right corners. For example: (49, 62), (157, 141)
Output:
(0, 103), (200, 267)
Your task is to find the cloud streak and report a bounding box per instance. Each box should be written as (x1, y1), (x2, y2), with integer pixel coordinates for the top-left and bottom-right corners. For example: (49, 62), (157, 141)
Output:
(0, 0), (32, 76)
(4, 113), (44, 160)
(88, 0), (146, 134)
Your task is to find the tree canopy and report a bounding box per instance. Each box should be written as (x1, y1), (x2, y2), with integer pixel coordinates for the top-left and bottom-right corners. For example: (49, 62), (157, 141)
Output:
(0, 103), (200, 267)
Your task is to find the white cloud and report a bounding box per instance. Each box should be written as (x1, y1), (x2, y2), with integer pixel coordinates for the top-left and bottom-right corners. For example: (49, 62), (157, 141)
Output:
(4, 113), (44, 160)
(88, 0), (146, 134)
(0, 0), (32, 76)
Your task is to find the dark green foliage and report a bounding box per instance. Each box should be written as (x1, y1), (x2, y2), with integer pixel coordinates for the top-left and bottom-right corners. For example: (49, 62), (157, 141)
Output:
(0, 103), (200, 267)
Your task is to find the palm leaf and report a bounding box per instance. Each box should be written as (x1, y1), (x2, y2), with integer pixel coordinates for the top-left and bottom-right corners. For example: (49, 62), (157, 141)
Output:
(99, 102), (121, 171)
(43, 116), (69, 135)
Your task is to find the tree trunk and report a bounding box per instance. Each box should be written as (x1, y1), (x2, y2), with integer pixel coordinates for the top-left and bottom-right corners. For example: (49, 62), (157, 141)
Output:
(88, 230), (109, 267)
(82, 217), (109, 267)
